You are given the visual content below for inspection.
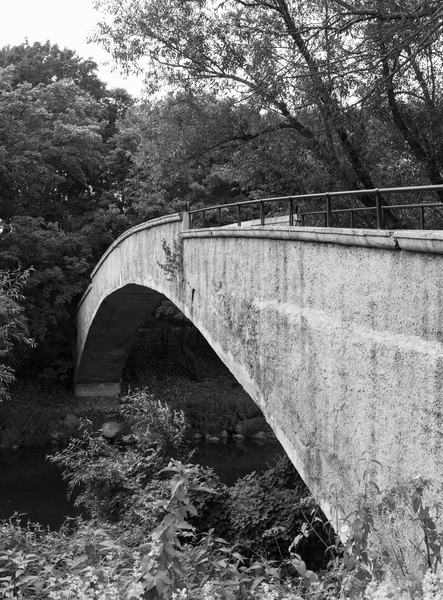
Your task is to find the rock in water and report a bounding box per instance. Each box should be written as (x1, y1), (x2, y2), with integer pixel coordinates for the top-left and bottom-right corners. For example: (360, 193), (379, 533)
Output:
(101, 421), (123, 439)
(63, 413), (80, 429)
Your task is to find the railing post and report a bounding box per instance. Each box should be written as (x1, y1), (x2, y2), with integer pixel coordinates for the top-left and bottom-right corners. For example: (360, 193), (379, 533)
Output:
(350, 209), (355, 229)
(217, 207), (222, 227)
(419, 205), (425, 229)
(182, 209), (191, 230)
(375, 189), (384, 229)
(237, 203), (241, 226)
(289, 196), (294, 226)
(326, 194), (332, 227)
(295, 204), (301, 226)
(260, 201), (265, 225)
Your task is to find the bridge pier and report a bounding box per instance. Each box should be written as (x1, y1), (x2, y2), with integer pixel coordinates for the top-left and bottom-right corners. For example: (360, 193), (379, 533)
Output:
(74, 382), (121, 397)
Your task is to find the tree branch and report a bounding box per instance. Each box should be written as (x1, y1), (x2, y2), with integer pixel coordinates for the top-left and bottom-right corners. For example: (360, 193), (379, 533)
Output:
(331, 0), (440, 21)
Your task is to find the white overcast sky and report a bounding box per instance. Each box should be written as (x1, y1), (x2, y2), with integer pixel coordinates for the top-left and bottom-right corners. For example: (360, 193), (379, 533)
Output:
(1, 0), (145, 97)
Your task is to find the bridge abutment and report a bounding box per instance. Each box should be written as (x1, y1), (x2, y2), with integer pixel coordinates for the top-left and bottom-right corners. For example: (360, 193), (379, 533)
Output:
(75, 382), (121, 397)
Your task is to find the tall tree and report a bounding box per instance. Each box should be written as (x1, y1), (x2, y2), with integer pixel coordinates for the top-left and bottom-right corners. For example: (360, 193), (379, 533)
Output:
(0, 43), (135, 379)
(114, 91), (332, 218)
(0, 74), (106, 222)
(0, 41), (106, 99)
(93, 0), (443, 218)
(329, 1), (443, 191)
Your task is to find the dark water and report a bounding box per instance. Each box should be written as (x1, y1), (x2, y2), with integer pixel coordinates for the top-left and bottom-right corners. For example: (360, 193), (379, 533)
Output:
(191, 438), (283, 486)
(0, 446), (82, 529)
(0, 440), (282, 529)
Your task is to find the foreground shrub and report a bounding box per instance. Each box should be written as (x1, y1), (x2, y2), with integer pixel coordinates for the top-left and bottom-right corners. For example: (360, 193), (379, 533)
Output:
(3, 462), (443, 598)
(49, 390), (190, 527)
(0, 462), (305, 599)
(0, 516), (133, 599)
(36, 392), (443, 598)
(50, 390), (321, 565)
(223, 456), (324, 564)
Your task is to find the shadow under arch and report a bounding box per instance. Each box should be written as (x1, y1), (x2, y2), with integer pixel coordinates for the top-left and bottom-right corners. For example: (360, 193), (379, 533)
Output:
(75, 284), (167, 396)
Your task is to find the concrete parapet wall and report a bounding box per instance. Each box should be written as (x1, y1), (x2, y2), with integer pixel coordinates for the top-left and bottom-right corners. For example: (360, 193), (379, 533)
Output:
(75, 218), (443, 528)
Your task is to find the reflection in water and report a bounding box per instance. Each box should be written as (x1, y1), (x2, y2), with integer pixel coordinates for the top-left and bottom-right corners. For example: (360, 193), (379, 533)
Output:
(0, 439), (283, 528)
(0, 446), (82, 529)
(191, 438), (283, 487)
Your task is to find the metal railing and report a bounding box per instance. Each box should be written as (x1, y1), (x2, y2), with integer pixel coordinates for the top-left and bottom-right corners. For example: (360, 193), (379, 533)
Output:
(186, 184), (443, 230)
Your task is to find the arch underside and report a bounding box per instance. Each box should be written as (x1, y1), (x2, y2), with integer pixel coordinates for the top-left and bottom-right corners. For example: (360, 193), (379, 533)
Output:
(75, 284), (166, 396)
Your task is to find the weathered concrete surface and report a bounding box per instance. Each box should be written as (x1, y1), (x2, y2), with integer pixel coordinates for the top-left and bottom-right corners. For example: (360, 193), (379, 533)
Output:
(75, 218), (443, 528)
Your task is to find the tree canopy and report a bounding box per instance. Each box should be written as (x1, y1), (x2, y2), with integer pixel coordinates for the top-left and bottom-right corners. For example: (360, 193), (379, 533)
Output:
(0, 42), (136, 380)
(93, 0), (443, 198)
(0, 41), (106, 98)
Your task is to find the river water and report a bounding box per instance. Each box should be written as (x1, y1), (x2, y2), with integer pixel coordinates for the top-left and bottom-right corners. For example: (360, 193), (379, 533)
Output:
(0, 439), (282, 529)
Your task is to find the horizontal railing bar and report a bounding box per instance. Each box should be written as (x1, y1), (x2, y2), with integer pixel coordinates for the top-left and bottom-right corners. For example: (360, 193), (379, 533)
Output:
(330, 207), (376, 214)
(189, 196), (297, 213)
(320, 203), (443, 215)
(381, 202), (443, 210)
(374, 185), (443, 195)
(299, 210), (326, 216)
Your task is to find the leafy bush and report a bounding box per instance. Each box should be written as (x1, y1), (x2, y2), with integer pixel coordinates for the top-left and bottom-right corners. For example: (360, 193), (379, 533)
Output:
(241, 417), (272, 437)
(23, 389), (443, 599)
(8, 414), (443, 600)
(49, 391), (191, 527)
(49, 388), (328, 570)
(222, 456), (321, 562)
(0, 268), (35, 401)
(120, 389), (190, 455)
(0, 464), (301, 600)
(0, 515), (137, 599)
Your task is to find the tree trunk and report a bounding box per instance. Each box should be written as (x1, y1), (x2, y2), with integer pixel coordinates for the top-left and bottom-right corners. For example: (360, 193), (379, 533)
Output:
(273, 0), (402, 228)
(382, 56), (443, 202)
(179, 320), (201, 381)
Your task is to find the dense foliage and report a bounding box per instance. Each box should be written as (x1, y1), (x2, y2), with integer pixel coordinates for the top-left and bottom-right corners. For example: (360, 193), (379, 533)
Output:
(0, 268), (34, 400)
(2, 391), (443, 598)
(93, 0), (443, 200)
(0, 42), (135, 378)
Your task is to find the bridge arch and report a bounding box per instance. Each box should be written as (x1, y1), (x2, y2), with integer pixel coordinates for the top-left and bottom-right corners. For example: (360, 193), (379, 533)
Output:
(76, 213), (443, 529)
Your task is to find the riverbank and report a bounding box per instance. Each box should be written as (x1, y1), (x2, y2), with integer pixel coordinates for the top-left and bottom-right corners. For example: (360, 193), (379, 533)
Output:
(0, 337), (270, 449)
(0, 380), (120, 449)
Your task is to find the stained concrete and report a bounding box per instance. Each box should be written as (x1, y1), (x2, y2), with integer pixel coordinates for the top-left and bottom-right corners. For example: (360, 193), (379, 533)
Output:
(75, 216), (443, 531)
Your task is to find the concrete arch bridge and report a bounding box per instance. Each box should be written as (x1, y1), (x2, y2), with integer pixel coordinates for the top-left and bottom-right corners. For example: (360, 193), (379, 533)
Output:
(75, 212), (443, 525)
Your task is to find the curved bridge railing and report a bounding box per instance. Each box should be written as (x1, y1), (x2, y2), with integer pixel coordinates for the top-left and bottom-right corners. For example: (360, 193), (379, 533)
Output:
(187, 184), (443, 230)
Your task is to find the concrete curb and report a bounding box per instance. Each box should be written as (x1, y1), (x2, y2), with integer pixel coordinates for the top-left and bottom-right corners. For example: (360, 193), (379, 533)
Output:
(394, 230), (443, 254)
(183, 226), (398, 250)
